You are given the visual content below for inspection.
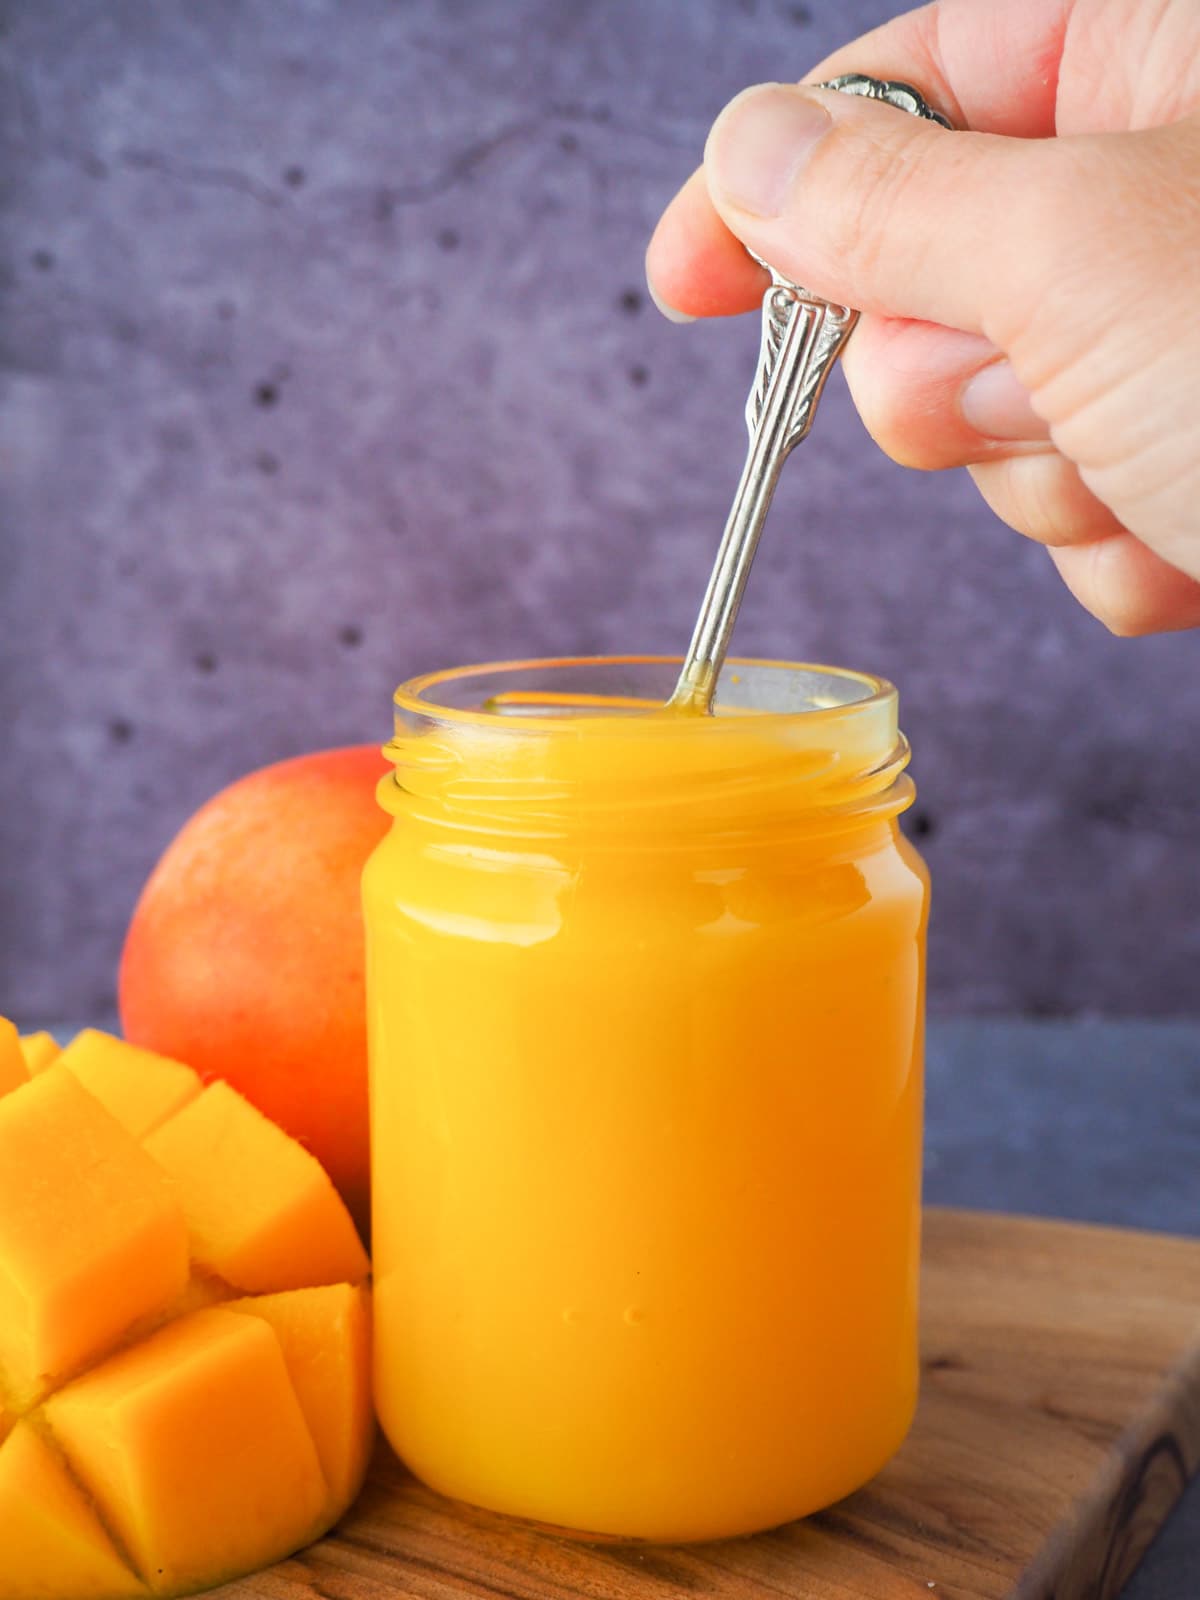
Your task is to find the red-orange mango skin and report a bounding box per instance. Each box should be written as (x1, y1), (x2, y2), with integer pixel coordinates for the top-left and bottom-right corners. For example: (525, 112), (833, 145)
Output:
(119, 746), (390, 1237)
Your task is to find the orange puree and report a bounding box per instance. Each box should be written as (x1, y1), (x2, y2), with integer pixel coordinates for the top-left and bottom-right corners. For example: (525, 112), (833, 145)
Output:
(364, 657), (929, 1542)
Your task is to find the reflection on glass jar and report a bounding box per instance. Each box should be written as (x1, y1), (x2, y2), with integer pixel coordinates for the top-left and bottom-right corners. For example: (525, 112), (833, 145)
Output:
(363, 657), (929, 1543)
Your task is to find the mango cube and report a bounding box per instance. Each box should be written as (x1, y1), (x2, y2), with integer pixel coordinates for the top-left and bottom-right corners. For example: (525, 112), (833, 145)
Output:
(18, 1030), (60, 1074)
(229, 1283), (373, 1509)
(0, 1421), (146, 1600)
(144, 1080), (370, 1293)
(53, 1028), (201, 1140)
(0, 1068), (189, 1408)
(0, 1020), (373, 1598)
(45, 1309), (328, 1595)
(0, 1019), (28, 1099)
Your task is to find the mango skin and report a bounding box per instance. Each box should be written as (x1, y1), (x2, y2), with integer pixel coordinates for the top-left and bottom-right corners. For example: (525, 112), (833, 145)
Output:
(119, 745), (391, 1237)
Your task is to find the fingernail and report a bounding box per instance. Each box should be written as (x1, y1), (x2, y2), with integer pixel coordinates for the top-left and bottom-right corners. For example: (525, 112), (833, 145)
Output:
(706, 85), (833, 219)
(647, 278), (696, 325)
(960, 360), (1050, 442)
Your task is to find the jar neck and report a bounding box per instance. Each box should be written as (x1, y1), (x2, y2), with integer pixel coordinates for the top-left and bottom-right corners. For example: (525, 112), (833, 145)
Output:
(377, 656), (911, 841)
(379, 667), (914, 844)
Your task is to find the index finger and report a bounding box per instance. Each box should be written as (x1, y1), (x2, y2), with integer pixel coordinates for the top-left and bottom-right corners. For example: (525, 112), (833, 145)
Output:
(646, 0), (1072, 319)
(809, 0), (1069, 139)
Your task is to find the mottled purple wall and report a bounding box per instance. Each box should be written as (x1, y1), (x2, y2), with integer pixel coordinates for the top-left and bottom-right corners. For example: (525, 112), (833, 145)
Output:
(2, 0), (1198, 1021)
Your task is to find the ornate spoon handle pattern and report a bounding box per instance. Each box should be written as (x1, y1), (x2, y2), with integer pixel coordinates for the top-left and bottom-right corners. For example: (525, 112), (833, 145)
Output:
(669, 76), (952, 713)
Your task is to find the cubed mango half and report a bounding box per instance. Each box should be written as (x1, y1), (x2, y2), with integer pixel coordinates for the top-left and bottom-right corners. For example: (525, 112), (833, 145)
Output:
(0, 1019), (373, 1599)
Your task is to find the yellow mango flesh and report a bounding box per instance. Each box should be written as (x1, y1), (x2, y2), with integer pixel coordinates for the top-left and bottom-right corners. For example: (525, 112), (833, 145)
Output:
(52, 1030), (202, 1139)
(18, 1031), (60, 1075)
(45, 1310), (329, 1594)
(0, 1069), (189, 1409)
(228, 1283), (373, 1509)
(0, 1421), (146, 1600)
(0, 1021), (373, 1598)
(144, 1081), (370, 1293)
(0, 1019), (28, 1098)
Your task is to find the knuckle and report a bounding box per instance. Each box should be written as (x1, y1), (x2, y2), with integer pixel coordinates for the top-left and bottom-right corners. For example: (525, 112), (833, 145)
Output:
(971, 452), (1121, 549)
(819, 123), (932, 291)
(998, 453), (1073, 544)
(996, 135), (1179, 353)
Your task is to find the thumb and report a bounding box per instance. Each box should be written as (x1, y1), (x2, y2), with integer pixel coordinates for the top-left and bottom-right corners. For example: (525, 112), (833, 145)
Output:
(702, 82), (1183, 353)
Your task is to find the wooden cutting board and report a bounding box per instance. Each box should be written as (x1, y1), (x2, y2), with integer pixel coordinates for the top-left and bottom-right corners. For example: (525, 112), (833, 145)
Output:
(217, 1209), (1200, 1600)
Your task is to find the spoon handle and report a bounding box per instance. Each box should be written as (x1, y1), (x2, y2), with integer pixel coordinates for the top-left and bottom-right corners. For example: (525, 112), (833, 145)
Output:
(668, 74), (952, 715)
(670, 285), (856, 713)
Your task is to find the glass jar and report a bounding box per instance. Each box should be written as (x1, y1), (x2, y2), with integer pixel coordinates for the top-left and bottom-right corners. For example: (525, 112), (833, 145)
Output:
(363, 656), (929, 1543)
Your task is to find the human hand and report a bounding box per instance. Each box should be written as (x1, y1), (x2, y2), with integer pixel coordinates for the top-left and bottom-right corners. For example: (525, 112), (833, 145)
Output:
(646, 0), (1200, 635)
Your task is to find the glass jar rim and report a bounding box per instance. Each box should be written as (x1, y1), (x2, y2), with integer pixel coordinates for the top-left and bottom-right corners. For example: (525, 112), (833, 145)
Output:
(384, 655), (911, 837)
(393, 654), (896, 733)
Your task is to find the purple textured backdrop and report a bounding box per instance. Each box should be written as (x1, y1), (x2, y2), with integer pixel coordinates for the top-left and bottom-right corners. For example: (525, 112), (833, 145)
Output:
(2, 0), (1198, 1020)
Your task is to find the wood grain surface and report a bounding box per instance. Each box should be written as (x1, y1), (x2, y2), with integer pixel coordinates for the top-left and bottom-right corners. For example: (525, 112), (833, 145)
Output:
(215, 1209), (1200, 1600)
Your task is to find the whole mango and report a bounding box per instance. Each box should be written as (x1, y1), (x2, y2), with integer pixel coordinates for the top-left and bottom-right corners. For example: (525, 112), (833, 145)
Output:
(119, 746), (390, 1235)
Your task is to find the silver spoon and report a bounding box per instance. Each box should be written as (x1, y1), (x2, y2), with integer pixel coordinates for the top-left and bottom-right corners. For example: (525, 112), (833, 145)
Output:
(668, 74), (953, 714)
